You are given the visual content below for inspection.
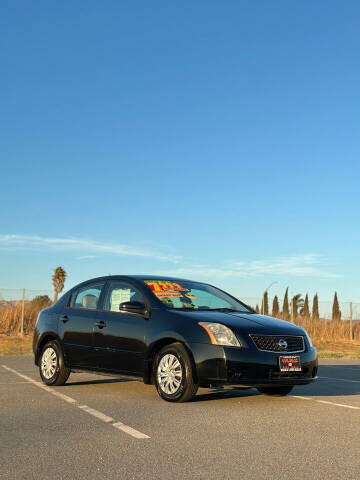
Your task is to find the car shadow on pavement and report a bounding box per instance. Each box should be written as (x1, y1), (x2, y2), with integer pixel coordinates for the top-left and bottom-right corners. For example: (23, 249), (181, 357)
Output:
(194, 387), (259, 402)
(66, 377), (135, 386)
(194, 365), (360, 401)
(64, 365), (360, 397)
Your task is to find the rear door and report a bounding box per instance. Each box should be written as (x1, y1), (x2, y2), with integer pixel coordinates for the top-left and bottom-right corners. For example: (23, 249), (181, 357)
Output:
(59, 281), (105, 367)
(94, 280), (148, 374)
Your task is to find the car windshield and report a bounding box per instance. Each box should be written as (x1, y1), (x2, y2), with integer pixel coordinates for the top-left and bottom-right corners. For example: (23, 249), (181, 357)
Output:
(143, 279), (253, 313)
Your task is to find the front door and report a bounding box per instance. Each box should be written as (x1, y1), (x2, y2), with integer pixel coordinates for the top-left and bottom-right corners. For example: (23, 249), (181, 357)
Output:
(94, 280), (148, 375)
(59, 281), (105, 367)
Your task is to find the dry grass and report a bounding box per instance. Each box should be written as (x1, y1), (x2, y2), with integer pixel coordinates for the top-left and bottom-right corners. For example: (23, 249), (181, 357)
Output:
(0, 334), (33, 355)
(293, 315), (360, 343)
(288, 315), (360, 358)
(1, 305), (360, 357)
(0, 299), (50, 335)
(0, 333), (359, 357)
(314, 340), (360, 359)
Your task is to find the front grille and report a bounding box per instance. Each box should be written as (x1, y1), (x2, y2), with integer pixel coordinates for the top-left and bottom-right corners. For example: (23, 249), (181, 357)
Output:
(250, 335), (305, 353)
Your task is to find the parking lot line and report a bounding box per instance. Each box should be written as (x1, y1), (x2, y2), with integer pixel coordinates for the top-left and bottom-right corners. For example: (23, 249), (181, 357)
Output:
(0, 381), (31, 384)
(324, 366), (360, 372)
(2, 364), (150, 440)
(292, 395), (360, 410)
(320, 376), (360, 384)
(78, 405), (115, 423)
(112, 422), (151, 439)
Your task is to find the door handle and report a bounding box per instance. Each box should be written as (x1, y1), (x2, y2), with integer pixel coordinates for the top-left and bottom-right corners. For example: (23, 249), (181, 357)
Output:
(95, 320), (106, 329)
(60, 315), (69, 323)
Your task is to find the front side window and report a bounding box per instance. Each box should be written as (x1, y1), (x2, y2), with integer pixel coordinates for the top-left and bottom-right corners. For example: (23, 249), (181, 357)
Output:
(103, 281), (145, 312)
(70, 283), (104, 310)
(143, 279), (252, 313)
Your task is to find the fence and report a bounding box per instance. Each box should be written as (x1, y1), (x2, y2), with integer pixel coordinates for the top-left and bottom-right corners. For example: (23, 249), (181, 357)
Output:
(240, 297), (360, 321)
(241, 296), (360, 343)
(0, 288), (53, 335)
(1, 289), (360, 340)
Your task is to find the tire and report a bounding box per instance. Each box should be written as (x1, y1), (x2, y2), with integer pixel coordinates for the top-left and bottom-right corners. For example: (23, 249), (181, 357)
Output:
(39, 340), (70, 386)
(154, 343), (198, 402)
(257, 386), (294, 396)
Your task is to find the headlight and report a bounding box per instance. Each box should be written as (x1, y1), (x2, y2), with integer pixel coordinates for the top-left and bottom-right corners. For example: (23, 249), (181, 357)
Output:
(198, 322), (241, 347)
(304, 330), (313, 347)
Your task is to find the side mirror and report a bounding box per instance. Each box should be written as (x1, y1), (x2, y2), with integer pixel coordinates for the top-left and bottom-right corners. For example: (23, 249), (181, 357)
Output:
(119, 301), (148, 318)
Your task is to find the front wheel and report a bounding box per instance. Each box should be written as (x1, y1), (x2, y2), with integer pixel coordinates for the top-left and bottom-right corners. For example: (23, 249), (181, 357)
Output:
(154, 343), (198, 402)
(257, 386), (294, 396)
(39, 340), (70, 386)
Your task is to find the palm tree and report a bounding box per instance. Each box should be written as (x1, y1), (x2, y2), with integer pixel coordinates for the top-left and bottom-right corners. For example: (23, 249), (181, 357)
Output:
(291, 294), (304, 319)
(52, 267), (67, 303)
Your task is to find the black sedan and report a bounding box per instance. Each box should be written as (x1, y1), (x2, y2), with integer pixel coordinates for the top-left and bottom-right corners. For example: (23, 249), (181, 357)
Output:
(33, 275), (318, 402)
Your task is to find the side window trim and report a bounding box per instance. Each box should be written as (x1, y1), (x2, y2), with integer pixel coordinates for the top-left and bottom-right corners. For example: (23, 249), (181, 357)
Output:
(98, 280), (111, 311)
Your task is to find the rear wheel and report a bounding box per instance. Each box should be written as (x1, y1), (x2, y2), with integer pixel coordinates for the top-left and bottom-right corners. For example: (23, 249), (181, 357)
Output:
(257, 386), (294, 396)
(39, 340), (70, 386)
(154, 343), (198, 402)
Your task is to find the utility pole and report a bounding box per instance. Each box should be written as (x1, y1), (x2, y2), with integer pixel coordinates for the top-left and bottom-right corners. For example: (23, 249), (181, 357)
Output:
(349, 302), (353, 341)
(20, 288), (25, 336)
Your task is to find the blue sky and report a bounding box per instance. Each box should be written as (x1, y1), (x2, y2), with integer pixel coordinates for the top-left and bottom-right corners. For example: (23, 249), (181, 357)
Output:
(1, 0), (359, 302)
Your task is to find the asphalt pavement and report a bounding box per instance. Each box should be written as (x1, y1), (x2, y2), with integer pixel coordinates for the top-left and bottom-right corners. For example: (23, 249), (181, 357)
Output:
(1, 355), (360, 480)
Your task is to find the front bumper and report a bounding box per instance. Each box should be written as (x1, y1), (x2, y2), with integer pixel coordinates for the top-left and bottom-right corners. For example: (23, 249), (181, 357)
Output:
(187, 342), (318, 387)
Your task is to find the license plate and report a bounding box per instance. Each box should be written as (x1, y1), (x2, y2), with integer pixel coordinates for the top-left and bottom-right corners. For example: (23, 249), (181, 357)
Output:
(279, 355), (301, 372)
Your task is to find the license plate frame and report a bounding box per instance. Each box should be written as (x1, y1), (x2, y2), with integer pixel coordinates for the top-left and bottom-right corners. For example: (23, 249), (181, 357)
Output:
(279, 355), (301, 372)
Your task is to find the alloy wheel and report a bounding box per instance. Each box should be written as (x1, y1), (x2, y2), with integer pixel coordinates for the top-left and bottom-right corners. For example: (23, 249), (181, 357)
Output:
(157, 353), (183, 395)
(41, 347), (57, 380)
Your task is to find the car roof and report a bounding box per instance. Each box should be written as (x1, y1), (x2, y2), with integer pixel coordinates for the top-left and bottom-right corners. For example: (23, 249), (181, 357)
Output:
(73, 274), (200, 287)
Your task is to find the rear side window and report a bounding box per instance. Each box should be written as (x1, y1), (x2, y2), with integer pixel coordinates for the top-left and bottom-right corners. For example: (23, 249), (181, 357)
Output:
(70, 283), (104, 310)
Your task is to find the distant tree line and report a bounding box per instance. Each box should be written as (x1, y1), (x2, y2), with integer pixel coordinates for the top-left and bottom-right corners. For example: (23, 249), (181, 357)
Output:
(256, 288), (342, 321)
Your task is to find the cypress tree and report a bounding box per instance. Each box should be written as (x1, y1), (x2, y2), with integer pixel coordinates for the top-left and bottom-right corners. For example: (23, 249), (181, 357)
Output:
(291, 296), (298, 321)
(332, 292), (341, 322)
(303, 293), (310, 318)
(262, 291), (269, 316)
(272, 296), (280, 317)
(312, 293), (319, 321)
(255, 304), (260, 313)
(282, 287), (290, 321)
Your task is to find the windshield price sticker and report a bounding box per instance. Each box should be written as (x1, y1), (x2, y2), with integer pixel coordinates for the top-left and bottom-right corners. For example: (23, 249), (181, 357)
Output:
(155, 291), (183, 298)
(145, 281), (189, 298)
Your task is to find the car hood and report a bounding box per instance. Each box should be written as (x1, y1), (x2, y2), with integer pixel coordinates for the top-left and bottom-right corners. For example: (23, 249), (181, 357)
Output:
(174, 310), (304, 335)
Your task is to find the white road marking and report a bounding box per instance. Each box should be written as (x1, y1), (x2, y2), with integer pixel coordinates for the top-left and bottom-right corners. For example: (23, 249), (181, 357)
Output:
(2, 364), (43, 382)
(2, 365), (78, 403)
(292, 395), (360, 410)
(2, 364), (150, 439)
(320, 376), (360, 384)
(323, 366), (360, 372)
(0, 381), (32, 384)
(78, 405), (115, 423)
(112, 421), (150, 439)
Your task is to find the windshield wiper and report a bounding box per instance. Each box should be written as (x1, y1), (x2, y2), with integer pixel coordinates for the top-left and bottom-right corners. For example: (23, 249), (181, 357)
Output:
(172, 307), (197, 311)
(207, 308), (239, 312)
